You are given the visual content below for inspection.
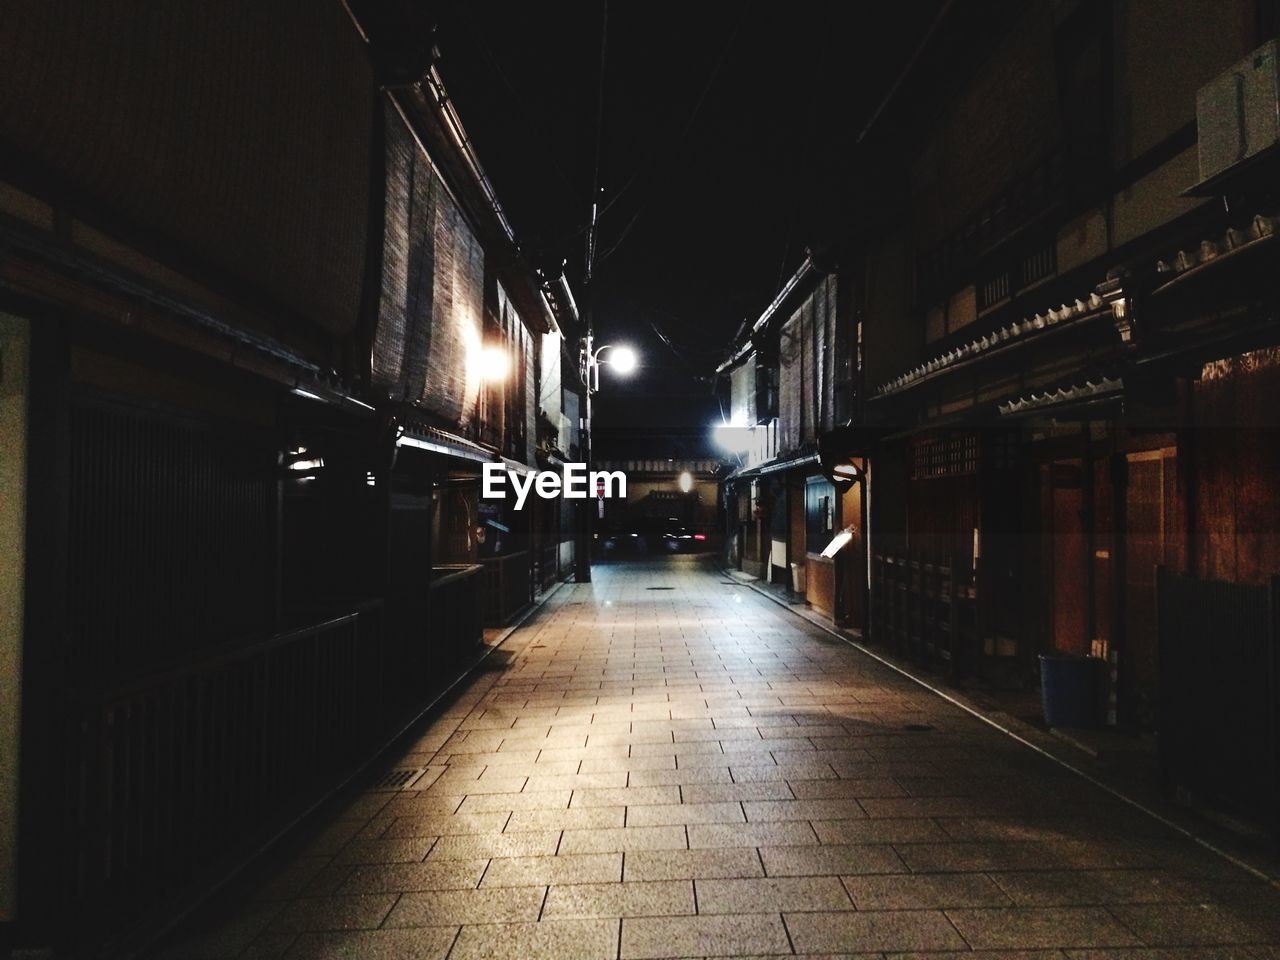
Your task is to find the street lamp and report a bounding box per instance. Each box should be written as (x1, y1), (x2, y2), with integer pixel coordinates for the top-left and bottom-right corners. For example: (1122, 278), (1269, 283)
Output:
(587, 343), (637, 389)
(576, 340), (639, 582)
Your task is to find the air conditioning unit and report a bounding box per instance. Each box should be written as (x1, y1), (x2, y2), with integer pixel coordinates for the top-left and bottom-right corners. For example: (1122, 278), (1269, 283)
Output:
(1195, 39), (1279, 185)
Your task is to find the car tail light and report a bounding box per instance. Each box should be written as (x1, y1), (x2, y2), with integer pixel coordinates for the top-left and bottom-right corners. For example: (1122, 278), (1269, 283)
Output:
(693, 534), (706, 541)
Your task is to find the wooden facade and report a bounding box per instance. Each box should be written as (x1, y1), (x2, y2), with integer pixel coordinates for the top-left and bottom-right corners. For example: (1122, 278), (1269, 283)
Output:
(0, 4), (582, 950)
(720, 0), (1280, 829)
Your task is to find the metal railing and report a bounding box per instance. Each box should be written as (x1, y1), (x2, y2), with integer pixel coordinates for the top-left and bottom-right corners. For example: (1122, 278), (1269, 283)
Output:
(481, 550), (533, 627)
(58, 601), (383, 936)
(537, 541), (560, 592)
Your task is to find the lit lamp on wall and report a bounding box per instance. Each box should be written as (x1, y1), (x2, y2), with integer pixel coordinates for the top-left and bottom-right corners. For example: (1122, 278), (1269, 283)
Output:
(713, 418), (753, 455)
(477, 345), (510, 382)
(820, 525), (856, 558)
(678, 470), (694, 493)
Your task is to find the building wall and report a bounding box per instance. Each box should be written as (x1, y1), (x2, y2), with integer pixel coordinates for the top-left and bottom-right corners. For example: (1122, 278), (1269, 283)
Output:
(0, 313), (29, 923)
(0, 0), (373, 346)
(374, 97), (486, 427)
(1193, 350), (1280, 585)
(1111, 0), (1254, 168)
(861, 227), (915, 396)
(778, 275), (838, 453)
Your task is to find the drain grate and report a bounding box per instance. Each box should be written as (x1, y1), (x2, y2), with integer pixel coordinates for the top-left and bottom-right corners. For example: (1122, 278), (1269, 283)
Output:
(369, 767), (423, 790)
(902, 723), (936, 732)
(646, 586), (675, 591)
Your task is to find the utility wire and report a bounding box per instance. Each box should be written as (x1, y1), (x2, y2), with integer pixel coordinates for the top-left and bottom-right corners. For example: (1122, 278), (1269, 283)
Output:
(585, 0), (609, 284)
(456, 6), (580, 201)
(596, 11), (744, 264)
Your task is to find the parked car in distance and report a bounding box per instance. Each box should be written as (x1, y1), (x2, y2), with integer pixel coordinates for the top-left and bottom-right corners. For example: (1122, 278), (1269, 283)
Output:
(602, 517), (711, 556)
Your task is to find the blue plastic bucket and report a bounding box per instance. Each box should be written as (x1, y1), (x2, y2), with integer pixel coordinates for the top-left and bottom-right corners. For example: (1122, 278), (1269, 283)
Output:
(1039, 654), (1106, 728)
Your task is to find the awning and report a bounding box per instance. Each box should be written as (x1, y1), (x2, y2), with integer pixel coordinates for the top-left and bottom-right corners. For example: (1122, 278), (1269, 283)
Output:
(397, 425), (496, 464)
(871, 289), (1111, 400)
(997, 377), (1124, 421)
(502, 456), (534, 476)
(732, 450), (820, 481)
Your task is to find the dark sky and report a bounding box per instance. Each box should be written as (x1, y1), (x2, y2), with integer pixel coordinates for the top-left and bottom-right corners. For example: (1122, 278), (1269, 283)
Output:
(429, 2), (942, 455)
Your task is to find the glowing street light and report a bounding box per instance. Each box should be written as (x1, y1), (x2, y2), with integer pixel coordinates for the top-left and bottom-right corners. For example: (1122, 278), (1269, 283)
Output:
(589, 343), (638, 389)
(577, 340), (641, 583)
(678, 470), (693, 493)
(605, 345), (637, 375)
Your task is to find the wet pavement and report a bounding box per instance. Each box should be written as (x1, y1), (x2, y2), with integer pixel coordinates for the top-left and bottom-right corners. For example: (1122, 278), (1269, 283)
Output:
(161, 556), (1280, 959)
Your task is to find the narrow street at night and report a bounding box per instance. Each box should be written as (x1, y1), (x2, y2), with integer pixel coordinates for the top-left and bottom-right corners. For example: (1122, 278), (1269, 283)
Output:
(159, 557), (1280, 959)
(6, 1), (1280, 957)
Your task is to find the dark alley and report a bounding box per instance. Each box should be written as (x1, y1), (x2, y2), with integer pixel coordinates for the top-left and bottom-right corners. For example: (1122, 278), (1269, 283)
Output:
(4, 1), (1280, 957)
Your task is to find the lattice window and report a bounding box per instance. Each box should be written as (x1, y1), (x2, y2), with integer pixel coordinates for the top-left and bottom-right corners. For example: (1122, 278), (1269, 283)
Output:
(1019, 242), (1056, 290)
(978, 270), (1011, 311)
(911, 434), (978, 480)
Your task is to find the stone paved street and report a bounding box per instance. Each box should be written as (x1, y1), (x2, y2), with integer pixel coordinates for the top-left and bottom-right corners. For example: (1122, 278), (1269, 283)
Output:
(163, 557), (1280, 959)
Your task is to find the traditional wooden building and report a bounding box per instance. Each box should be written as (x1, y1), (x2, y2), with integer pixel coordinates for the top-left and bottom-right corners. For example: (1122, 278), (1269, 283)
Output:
(719, 255), (866, 628)
(717, 0), (1279, 836)
(846, 0), (1279, 830)
(0, 2), (580, 951)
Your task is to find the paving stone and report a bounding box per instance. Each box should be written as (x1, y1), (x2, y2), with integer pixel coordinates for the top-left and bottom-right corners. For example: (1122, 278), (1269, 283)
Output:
(450, 918), (619, 960)
(679, 781), (794, 803)
(570, 786), (681, 807)
(481, 852), (623, 887)
(947, 907), (1144, 949)
(686, 821), (818, 849)
(729, 762), (838, 781)
(330, 837), (436, 865)
(760, 843), (907, 876)
(424, 830), (560, 860)
(787, 777), (907, 799)
(811, 816), (947, 844)
(743, 798), (866, 821)
(541, 880), (696, 919)
(458, 790), (572, 813)
(694, 875), (853, 913)
(784, 908), (967, 952)
(338, 859), (489, 894)
(559, 825), (688, 853)
(990, 869), (1204, 906)
(505, 806), (626, 831)
(623, 848), (765, 881)
(383, 812), (511, 838)
(621, 912), (790, 959)
(844, 871), (1012, 909)
(281, 927), (458, 959)
(1107, 902), (1280, 945)
(625, 801), (745, 827)
(383, 885), (546, 926)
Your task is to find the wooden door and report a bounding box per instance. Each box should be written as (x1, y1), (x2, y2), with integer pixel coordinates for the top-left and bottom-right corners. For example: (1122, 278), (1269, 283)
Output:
(1125, 447), (1177, 723)
(1049, 460), (1089, 654)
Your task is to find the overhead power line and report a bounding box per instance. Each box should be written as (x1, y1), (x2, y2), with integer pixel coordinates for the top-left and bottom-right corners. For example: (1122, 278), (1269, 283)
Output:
(596, 10), (745, 264)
